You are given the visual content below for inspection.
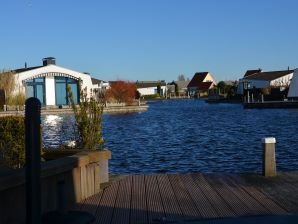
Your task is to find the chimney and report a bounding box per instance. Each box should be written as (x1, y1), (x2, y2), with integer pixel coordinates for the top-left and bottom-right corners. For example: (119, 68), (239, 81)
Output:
(42, 57), (56, 66)
(288, 66), (290, 70)
(25, 62), (27, 68)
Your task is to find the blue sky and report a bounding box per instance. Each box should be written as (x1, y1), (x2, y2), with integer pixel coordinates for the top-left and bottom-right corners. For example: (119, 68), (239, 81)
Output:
(1, 0), (298, 82)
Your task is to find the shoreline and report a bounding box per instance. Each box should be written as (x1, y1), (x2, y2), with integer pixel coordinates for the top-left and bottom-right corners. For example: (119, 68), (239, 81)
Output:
(0, 105), (149, 117)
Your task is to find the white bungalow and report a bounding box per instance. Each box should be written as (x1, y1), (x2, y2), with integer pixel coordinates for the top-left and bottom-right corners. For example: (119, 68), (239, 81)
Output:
(237, 69), (294, 94)
(135, 80), (167, 97)
(12, 57), (106, 106)
(288, 69), (298, 99)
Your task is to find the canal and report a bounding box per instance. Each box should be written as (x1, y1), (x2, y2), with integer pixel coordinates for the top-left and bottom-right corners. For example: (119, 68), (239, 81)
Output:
(43, 100), (298, 174)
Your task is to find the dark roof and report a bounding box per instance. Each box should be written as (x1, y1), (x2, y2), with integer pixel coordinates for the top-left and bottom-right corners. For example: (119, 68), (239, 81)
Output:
(91, 78), (102, 85)
(197, 82), (213, 91)
(13, 66), (43, 73)
(187, 72), (209, 88)
(243, 69), (262, 77)
(135, 81), (166, 88)
(245, 70), (294, 81)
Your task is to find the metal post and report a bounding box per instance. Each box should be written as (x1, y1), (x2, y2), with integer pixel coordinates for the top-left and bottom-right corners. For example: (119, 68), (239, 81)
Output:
(25, 97), (41, 224)
(262, 137), (276, 177)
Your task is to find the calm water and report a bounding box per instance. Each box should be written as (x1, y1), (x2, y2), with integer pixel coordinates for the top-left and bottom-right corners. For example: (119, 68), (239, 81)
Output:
(43, 100), (298, 174)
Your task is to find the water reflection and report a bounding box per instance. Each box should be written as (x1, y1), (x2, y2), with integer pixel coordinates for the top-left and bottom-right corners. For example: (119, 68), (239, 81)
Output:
(42, 114), (76, 149)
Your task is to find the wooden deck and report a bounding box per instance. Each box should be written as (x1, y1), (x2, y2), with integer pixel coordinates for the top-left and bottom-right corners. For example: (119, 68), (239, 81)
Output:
(76, 173), (298, 223)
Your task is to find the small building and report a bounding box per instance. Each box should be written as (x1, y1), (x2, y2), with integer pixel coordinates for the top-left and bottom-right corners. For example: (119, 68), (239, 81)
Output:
(237, 69), (294, 95)
(288, 69), (298, 99)
(187, 72), (217, 97)
(12, 57), (106, 106)
(168, 80), (190, 97)
(135, 80), (167, 97)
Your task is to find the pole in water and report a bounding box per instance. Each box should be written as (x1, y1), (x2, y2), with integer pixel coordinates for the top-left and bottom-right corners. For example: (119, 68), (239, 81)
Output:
(25, 97), (41, 224)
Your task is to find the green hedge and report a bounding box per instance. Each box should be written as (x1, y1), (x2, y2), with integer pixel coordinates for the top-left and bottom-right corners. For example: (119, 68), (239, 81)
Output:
(0, 116), (25, 169)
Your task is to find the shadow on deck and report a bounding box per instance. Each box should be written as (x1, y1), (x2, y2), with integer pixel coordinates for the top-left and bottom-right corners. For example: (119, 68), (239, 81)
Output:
(76, 173), (298, 224)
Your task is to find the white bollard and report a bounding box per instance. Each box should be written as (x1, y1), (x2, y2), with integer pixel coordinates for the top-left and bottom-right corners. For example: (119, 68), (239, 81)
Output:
(262, 137), (276, 177)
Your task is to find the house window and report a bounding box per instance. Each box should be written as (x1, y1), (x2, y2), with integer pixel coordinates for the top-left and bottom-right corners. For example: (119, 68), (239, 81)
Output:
(25, 77), (45, 105)
(55, 77), (79, 105)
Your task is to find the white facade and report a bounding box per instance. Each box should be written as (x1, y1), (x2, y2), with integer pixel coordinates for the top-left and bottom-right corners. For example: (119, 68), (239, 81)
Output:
(13, 61), (99, 106)
(288, 69), (298, 98)
(137, 86), (167, 96)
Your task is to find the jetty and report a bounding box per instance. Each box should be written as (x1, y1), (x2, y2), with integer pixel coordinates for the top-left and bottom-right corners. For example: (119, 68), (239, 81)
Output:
(243, 100), (298, 109)
(76, 172), (298, 223)
(0, 105), (148, 117)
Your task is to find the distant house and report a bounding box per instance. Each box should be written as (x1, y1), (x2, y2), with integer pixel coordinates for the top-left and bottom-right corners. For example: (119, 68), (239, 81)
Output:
(168, 80), (190, 97)
(288, 69), (298, 99)
(187, 72), (217, 97)
(135, 80), (167, 97)
(92, 78), (110, 91)
(237, 69), (294, 95)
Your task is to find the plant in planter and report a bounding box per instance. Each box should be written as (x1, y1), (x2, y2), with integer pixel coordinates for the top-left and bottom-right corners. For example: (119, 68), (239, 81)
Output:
(67, 83), (105, 151)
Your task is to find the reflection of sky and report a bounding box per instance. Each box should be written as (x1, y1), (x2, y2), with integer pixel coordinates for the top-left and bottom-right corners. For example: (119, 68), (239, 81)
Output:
(42, 115), (76, 149)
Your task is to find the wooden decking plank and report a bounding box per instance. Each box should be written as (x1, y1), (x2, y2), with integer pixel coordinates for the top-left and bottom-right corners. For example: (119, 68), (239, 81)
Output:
(168, 174), (201, 220)
(110, 176), (132, 224)
(94, 180), (120, 224)
(180, 174), (219, 219)
(222, 175), (269, 215)
(205, 174), (254, 217)
(80, 192), (103, 215)
(156, 174), (183, 222)
(251, 175), (298, 213)
(191, 174), (235, 218)
(130, 175), (148, 224)
(228, 175), (287, 215)
(145, 175), (166, 224)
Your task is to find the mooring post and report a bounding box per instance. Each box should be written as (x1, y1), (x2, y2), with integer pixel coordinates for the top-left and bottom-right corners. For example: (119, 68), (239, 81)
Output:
(25, 97), (42, 224)
(262, 137), (276, 177)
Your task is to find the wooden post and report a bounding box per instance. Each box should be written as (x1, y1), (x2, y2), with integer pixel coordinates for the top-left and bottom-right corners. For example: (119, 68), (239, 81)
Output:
(25, 97), (41, 224)
(262, 137), (276, 177)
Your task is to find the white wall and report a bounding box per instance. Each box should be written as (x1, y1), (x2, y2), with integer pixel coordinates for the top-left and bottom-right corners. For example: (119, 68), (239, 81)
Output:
(288, 69), (298, 98)
(270, 73), (293, 86)
(45, 76), (56, 105)
(138, 86), (167, 96)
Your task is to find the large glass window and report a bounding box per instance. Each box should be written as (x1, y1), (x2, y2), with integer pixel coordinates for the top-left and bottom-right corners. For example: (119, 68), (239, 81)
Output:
(55, 77), (79, 105)
(25, 77), (45, 104)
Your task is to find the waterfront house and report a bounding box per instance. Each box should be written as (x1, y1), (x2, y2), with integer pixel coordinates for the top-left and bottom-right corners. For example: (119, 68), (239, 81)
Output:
(187, 72), (217, 97)
(9, 57), (106, 106)
(237, 69), (294, 95)
(288, 69), (298, 99)
(135, 80), (167, 97)
(168, 80), (190, 97)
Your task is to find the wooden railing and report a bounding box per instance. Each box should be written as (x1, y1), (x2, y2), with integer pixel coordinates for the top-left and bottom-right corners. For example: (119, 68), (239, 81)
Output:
(0, 150), (111, 224)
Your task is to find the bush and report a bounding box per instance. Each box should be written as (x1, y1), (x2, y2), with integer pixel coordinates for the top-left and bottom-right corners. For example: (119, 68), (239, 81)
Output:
(68, 85), (104, 150)
(6, 92), (26, 106)
(0, 116), (25, 169)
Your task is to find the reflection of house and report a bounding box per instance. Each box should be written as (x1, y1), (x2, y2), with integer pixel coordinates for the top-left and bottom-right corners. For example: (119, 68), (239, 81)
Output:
(135, 81), (167, 97)
(237, 69), (294, 95)
(288, 69), (298, 99)
(168, 80), (190, 97)
(12, 57), (103, 106)
(187, 72), (217, 97)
